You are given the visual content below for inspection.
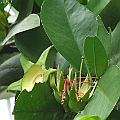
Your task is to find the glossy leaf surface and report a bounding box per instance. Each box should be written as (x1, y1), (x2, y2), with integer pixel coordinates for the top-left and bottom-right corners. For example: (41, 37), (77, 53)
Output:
(84, 36), (108, 77)
(0, 54), (23, 86)
(84, 66), (120, 120)
(1, 14), (40, 46)
(41, 0), (98, 70)
(87, 0), (111, 15)
(15, 26), (52, 63)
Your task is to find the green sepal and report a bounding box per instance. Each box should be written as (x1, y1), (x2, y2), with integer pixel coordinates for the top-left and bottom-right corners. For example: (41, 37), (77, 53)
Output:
(81, 88), (90, 101)
(44, 68), (56, 82)
(59, 72), (64, 92)
(68, 97), (86, 113)
(50, 74), (57, 91)
(36, 45), (53, 67)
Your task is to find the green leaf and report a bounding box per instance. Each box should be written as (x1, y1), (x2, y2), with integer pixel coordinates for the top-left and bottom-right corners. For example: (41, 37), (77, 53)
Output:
(100, 0), (120, 30)
(13, 83), (70, 120)
(12, 0), (34, 22)
(97, 16), (111, 58)
(15, 25), (52, 63)
(74, 114), (101, 120)
(84, 36), (108, 77)
(87, 0), (111, 15)
(109, 22), (120, 66)
(84, 65), (120, 120)
(1, 14), (40, 46)
(111, 22), (120, 57)
(35, 0), (44, 7)
(56, 52), (70, 73)
(0, 54), (24, 86)
(108, 109), (120, 120)
(0, 52), (18, 65)
(41, 0), (98, 70)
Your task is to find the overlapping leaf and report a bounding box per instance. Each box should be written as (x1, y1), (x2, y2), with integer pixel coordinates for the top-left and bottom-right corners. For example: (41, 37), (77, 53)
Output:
(84, 36), (108, 77)
(41, 0), (98, 70)
(84, 66), (120, 120)
(13, 83), (72, 120)
(0, 54), (23, 86)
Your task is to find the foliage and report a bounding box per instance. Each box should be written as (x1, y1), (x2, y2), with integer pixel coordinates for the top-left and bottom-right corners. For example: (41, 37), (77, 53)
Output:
(1, 0), (120, 120)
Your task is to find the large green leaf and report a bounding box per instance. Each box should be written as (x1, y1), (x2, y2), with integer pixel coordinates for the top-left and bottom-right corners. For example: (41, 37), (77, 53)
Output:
(41, 0), (98, 70)
(109, 22), (120, 66)
(1, 14), (40, 47)
(56, 52), (70, 73)
(87, 0), (111, 15)
(100, 0), (120, 30)
(84, 65), (120, 120)
(111, 22), (120, 57)
(84, 36), (108, 77)
(13, 83), (72, 120)
(15, 25), (52, 63)
(0, 54), (24, 86)
(12, 0), (34, 22)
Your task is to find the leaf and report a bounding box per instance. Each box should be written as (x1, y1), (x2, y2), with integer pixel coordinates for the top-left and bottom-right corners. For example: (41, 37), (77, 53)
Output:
(0, 52), (18, 64)
(74, 115), (101, 120)
(35, 0), (44, 7)
(13, 83), (71, 120)
(0, 54), (24, 86)
(15, 25), (52, 63)
(41, 0), (98, 70)
(100, 0), (120, 30)
(109, 22), (120, 66)
(97, 16), (111, 58)
(12, 0), (34, 22)
(84, 65), (120, 120)
(1, 14), (40, 46)
(108, 109), (120, 120)
(87, 0), (111, 15)
(56, 52), (70, 73)
(111, 22), (120, 57)
(84, 36), (108, 77)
